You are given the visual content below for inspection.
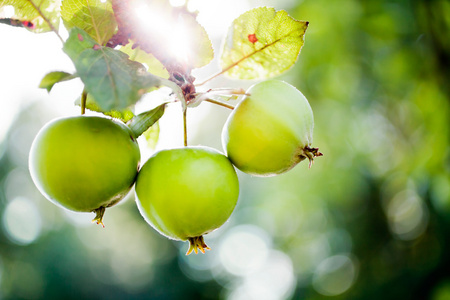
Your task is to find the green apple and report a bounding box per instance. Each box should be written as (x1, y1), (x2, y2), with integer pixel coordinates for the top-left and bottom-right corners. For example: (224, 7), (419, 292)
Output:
(135, 146), (239, 255)
(222, 80), (322, 176)
(29, 116), (140, 225)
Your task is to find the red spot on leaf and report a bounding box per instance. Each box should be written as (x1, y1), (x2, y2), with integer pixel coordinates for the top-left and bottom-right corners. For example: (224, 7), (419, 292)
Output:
(248, 34), (258, 44)
(78, 33), (84, 41)
(93, 44), (101, 50)
(22, 21), (35, 29)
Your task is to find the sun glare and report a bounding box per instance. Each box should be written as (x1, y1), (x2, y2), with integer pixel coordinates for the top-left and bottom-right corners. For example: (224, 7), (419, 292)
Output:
(134, 3), (191, 64)
(169, 0), (186, 7)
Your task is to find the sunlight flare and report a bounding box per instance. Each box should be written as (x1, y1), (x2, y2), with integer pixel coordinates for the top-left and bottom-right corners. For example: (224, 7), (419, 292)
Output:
(134, 2), (192, 64)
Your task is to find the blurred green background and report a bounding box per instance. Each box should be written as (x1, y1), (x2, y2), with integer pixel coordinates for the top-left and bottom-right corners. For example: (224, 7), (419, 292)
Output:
(1, 0), (449, 299)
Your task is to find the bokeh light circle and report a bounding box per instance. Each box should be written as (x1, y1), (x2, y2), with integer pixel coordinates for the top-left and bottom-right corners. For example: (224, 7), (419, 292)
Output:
(312, 254), (358, 296)
(219, 224), (271, 276)
(2, 196), (42, 245)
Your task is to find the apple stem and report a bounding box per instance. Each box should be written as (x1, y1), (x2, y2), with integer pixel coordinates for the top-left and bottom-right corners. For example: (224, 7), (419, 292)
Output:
(92, 207), (106, 228)
(81, 89), (87, 115)
(183, 108), (188, 147)
(186, 236), (211, 255)
(302, 146), (323, 168)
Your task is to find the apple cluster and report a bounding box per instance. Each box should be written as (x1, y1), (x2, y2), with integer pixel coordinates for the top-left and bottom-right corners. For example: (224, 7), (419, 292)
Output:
(28, 80), (321, 254)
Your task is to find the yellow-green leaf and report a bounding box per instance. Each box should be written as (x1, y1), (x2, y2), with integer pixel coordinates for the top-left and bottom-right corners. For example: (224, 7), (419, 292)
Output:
(39, 71), (76, 92)
(61, 0), (116, 44)
(181, 13), (213, 68)
(74, 93), (135, 123)
(220, 7), (308, 80)
(142, 121), (160, 150)
(0, 0), (60, 33)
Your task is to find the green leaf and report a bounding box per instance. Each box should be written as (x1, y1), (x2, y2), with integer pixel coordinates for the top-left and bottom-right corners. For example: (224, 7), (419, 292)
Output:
(61, 0), (116, 44)
(220, 7), (308, 80)
(74, 93), (135, 123)
(39, 71), (77, 92)
(0, 0), (61, 33)
(120, 44), (170, 79)
(127, 103), (165, 139)
(63, 27), (163, 111)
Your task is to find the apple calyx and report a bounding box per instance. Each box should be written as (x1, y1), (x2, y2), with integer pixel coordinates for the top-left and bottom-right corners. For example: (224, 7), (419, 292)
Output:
(300, 146), (323, 168)
(92, 206), (106, 228)
(186, 236), (211, 255)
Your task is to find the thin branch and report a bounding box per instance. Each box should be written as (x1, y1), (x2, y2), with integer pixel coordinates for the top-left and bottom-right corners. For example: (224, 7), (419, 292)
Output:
(26, 0), (64, 43)
(204, 98), (234, 110)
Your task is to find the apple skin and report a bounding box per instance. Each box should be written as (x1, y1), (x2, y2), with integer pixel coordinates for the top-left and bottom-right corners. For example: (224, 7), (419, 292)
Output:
(135, 146), (239, 243)
(29, 116), (140, 213)
(222, 80), (320, 176)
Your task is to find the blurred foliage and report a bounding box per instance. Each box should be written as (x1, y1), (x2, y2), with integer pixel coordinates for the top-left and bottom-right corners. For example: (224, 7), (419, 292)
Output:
(0, 0), (449, 299)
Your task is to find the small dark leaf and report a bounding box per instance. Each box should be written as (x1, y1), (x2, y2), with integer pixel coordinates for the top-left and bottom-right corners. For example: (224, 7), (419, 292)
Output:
(39, 71), (77, 92)
(127, 103), (166, 139)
